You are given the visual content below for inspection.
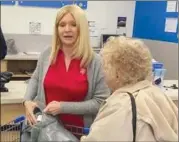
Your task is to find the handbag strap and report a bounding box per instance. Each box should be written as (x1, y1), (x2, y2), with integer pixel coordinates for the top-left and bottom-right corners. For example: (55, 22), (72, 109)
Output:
(127, 92), (137, 142)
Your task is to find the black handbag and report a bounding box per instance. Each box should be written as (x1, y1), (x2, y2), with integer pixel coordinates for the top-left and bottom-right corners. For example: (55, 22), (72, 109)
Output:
(127, 92), (137, 142)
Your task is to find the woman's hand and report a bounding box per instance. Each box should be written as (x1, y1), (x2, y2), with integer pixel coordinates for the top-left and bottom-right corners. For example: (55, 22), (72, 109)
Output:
(24, 101), (38, 126)
(43, 101), (61, 116)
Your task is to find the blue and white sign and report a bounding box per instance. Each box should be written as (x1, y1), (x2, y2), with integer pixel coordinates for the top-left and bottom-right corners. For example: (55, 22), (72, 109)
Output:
(18, 1), (87, 9)
(0, 1), (15, 5)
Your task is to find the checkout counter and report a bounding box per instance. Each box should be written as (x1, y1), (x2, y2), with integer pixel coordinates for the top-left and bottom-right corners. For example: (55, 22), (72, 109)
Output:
(1, 80), (178, 125)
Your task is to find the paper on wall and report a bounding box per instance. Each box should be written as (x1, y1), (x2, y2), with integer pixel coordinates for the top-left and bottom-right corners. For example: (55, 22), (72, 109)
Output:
(88, 21), (100, 37)
(88, 21), (96, 27)
(166, 1), (177, 12)
(116, 27), (126, 35)
(165, 18), (178, 33)
(29, 21), (41, 35)
(89, 27), (99, 37)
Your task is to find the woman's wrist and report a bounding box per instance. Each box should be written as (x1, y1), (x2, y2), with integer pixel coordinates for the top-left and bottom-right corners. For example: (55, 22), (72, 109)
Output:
(23, 100), (31, 107)
(22, 100), (27, 106)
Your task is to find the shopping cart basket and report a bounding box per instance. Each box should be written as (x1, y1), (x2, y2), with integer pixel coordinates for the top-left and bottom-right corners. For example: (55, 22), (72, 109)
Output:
(1, 115), (90, 142)
(65, 124), (90, 138)
(1, 115), (25, 142)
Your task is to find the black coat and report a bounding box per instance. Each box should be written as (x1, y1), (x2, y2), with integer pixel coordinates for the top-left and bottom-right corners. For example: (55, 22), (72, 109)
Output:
(0, 27), (7, 60)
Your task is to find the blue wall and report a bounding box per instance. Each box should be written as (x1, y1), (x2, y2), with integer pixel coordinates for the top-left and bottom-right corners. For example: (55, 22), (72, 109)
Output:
(133, 1), (178, 43)
(18, 1), (87, 9)
(0, 1), (15, 5)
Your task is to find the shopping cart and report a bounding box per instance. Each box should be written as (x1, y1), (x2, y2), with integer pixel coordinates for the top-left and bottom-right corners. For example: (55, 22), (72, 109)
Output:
(65, 124), (90, 139)
(1, 115), (25, 142)
(1, 115), (90, 142)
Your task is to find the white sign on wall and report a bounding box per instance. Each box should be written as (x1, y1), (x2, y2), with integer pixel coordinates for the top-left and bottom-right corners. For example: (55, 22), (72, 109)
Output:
(88, 21), (100, 37)
(165, 18), (178, 33)
(166, 1), (177, 12)
(29, 22), (41, 35)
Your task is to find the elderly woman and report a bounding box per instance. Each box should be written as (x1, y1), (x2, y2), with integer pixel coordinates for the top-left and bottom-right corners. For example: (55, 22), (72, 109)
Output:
(81, 36), (178, 142)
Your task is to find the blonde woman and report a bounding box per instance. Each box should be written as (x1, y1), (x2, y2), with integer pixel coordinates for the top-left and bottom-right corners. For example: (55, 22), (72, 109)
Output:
(22, 5), (110, 140)
(81, 36), (178, 141)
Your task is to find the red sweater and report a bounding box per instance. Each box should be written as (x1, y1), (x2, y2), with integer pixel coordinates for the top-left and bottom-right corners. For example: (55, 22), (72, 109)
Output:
(44, 50), (88, 128)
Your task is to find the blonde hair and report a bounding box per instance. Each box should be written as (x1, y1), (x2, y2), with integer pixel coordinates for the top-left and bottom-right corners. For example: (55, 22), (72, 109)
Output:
(100, 36), (152, 88)
(50, 5), (94, 67)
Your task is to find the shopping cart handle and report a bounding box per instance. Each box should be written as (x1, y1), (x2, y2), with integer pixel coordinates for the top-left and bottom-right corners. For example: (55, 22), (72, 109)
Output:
(14, 115), (25, 123)
(83, 127), (90, 135)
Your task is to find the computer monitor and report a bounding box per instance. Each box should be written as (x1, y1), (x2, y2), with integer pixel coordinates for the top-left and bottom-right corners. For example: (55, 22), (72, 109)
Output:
(100, 34), (119, 48)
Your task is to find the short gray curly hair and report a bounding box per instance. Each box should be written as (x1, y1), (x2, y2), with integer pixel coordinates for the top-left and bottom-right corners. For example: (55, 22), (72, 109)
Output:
(100, 36), (152, 88)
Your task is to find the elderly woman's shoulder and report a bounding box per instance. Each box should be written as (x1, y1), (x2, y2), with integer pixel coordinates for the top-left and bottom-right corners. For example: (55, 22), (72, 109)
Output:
(144, 84), (170, 100)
